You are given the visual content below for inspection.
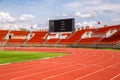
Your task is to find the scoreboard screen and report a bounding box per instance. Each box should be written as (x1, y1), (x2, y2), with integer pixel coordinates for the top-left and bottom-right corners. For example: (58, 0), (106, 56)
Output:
(49, 18), (75, 32)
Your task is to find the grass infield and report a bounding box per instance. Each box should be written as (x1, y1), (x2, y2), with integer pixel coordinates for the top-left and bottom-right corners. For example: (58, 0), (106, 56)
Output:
(0, 50), (66, 64)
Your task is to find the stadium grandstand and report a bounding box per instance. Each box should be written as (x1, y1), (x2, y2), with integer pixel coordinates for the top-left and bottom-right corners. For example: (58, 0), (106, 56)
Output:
(0, 24), (120, 49)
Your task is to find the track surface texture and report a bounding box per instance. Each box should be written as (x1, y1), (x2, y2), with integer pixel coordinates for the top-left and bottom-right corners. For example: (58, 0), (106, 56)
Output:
(0, 47), (120, 80)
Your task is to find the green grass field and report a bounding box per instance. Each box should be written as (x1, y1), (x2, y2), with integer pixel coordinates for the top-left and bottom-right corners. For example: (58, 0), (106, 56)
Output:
(0, 50), (66, 64)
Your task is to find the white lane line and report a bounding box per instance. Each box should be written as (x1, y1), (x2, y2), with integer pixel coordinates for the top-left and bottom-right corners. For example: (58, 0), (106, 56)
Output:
(11, 66), (87, 80)
(110, 73), (120, 80)
(0, 51), (75, 71)
(42, 53), (112, 80)
(0, 51), (71, 70)
(0, 49), (71, 68)
(75, 52), (114, 80)
(0, 51), (90, 76)
(11, 51), (98, 80)
(0, 50), (75, 71)
(0, 57), (83, 76)
(75, 63), (120, 80)
(40, 52), (113, 80)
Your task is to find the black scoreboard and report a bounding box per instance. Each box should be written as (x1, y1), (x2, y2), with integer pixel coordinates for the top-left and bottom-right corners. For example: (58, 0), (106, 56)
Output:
(49, 18), (75, 32)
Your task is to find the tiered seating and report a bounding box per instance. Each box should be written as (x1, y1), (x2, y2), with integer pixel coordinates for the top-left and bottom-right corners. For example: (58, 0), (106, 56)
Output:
(45, 33), (56, 39)
(60, 32), (71, 37)
(45, 33), (58, 44)
(46, 39), (58, 44)
(0, 30), (8, 43)
(1, 24), (120, 46)
(98, 30), (120, 44)
(27, 31), (47, 44)
(7, 39), (25, 44)
(94, 25), (120, 34)
(45, 32), (72, 44)
(59, 29), (93, 44)
(78, 37), (102, 44)
(7, 31), (29, 44)
(9, 30), (29, 35)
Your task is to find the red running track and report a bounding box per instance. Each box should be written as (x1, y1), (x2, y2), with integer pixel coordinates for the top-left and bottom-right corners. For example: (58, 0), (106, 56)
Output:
(0, 47), (120, 80)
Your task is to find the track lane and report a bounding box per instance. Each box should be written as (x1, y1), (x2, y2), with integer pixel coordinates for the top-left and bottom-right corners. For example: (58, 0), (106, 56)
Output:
(110, 73), (120, 80)
(0, 48), (119, 80)
(11, 50), (107, 80)
(1, 51), (97, 80)
(0, 49), (99, 80)
(76, 63), (120, 80)
(0, 49), (89, 75)
(37, 52), (113, 80)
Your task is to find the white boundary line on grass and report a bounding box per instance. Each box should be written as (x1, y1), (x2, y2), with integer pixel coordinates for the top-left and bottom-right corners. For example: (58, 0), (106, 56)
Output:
(0, 63), (10, 66)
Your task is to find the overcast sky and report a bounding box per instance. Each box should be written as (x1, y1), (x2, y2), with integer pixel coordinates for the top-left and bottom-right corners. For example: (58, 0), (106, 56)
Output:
(0, 0), (120, 30)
